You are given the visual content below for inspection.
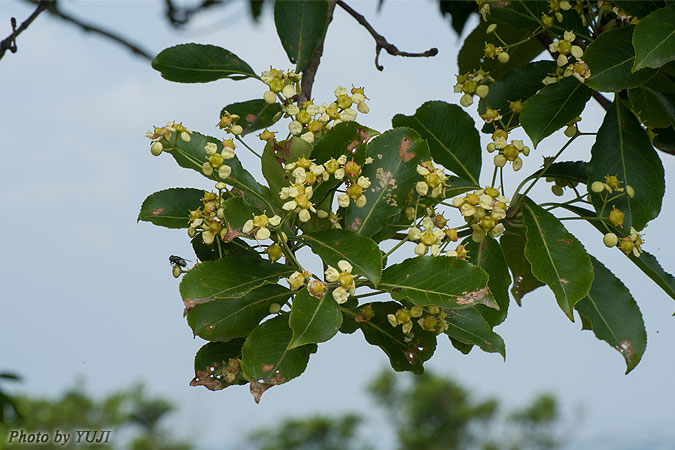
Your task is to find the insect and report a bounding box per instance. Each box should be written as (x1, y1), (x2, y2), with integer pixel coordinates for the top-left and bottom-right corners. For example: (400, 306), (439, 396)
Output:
(169, 255), (190, 268)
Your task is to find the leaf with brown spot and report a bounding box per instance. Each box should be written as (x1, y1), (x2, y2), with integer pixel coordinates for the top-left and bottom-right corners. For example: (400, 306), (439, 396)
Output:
(191, 340), (247, 391)
(354, 302), (436, 374)
(575, 256), (646, 374)
(381, 256), (497, 310)
(241, 315), (317, 402)
(345, 128), (430, 237)
(138, 188), (205, 229)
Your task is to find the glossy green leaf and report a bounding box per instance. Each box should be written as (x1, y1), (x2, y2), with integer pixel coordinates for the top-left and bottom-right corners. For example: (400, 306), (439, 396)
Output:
(575, 257), (646, 373)
(261, 137), (312, 208)
(191, 340), (247, 391)
(381, 256), (497, 310)
(464, 237), (511, 326)
(520, 76), (592, 147)
(653, 126), (675, 154)
(632, 5), (675, 71)
(587, 100), (665, 231)
(478, 61), (558, 132)
(188, 284), (291, 341)
(311, 121), (370, 165)
(392, 101), (481, 185)
(499, 228), (544, 304)
(220, 99), (282, 136)
(628, 71), (675, 128)
(585, 26), (656, 92)
(152, 44), (256, 83)
(351, 302), (437, 374)
(303, 229), (382, 286)
(344, 128), (430, 236)
(288, 288), (342, 349)
(192, 236), (260, 262)
(457, 20), (545, 80)
(558, 204), (675, 303)
(522, 199), (594, 320)
(274, 0), (329, 72)
(490, 1), (590, 39)
(163, 131), (276, 213)
(180, 256), (294, 301)
(138, 188), (204, 228)
(444, 308), (506, 358)
(241, 314), (317, 402)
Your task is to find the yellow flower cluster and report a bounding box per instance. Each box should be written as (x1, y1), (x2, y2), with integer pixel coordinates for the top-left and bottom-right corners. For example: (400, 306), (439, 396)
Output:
(487, 129), (530, 171)
(451, 187), (508, 242)
(202, 140), (236, 179)
(415, 161), (447, 198)
(217, 111), (244, 136)
(187, 190), (229, 245)
(387, 305), (449, 335)
(145, 121), (192, 155)
(454, 69), (494, 107)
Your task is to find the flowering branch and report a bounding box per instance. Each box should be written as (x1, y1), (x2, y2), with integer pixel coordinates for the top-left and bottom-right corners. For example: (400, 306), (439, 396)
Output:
(336, 0), (438, 71)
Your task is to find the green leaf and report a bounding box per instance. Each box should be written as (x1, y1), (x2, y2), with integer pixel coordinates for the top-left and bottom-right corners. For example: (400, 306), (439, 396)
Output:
(557, 204), (675, 303)
(381, 256), (498, 310)
(274, 0), (329, 72)
(490, 1), (590, 39)
(288, 288), (342, 349)
(585, 26), (657, 92)
(575, 256), (647, 373)
(191, 340), (247, 391)
(522, 199), (594, 320)
(192, 236), (260, 262)
(392, 101), (481, 185)
(344, 128), (430, 236)
(632, 4), (675, 71)
(138, 188), (204, 228)
(311, 121), (371, 165)
(628, 71), (675, 129)
(352, 302), (437, 374)
(180, 256), (294, 301)
(478, 61), (558, 132)
(188, 284), (291, 341)
(164, 131), (276, 213)
(499, 228), (544, 304)
(261, 137), (313, 208)
(457, 20), (545, 80)
(614, 0), (665, 18)
(220, 99), (283, 137)
(444, 308), (506, 358)
(302, 229), (382, 286)
(520, 76), (592, 147)
(628, 251), (675, 302)
(587, 100), (665, 231)
(464, 237), (511, 326)
(152, 44), (256, 83)
(241, 314), (317, 402)
(532, 160), (588, 184)
(653, 126), (675, 154)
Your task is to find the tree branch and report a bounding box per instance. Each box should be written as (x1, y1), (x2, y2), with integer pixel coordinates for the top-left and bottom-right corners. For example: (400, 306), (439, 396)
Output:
(336, 0), (438, 71)
(0, 1), (47, 61)
(299, 0), (337, 102)
(535, 33), (611, 111)
(22, 0), (153, 60)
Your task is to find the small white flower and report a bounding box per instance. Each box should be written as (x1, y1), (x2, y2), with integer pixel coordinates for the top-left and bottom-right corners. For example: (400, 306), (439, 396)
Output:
(269, 215), (281, 226)
(301, 131), (315, 144)
(285, 104), (300, 116)
(283, 200), (297, 211)
(222, 147), (235, 159)
(298, 209), (311, 222)
(325, 266), (340, 282)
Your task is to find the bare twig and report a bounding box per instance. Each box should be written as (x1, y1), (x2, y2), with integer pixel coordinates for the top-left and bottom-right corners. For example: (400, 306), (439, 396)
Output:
(0, 1), (47, 60)
(336, 0), (438, 71)
(535, 33), (611, 111)
(300, 0), (337, 102)
(21, 0), (152, 60)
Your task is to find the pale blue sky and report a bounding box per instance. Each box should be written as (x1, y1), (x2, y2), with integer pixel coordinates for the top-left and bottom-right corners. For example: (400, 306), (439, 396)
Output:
(2, 1), (675, 449)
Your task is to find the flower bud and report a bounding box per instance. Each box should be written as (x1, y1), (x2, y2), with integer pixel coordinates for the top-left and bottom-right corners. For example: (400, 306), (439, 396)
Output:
(181, 131), (191, 142)
(460, 93), (473, 107)
(626, 185), (635, 198)
(603, 232), (618, 248)
(591, 181), (604, 193)
(282, 84), (296, 99)
(552, 185), (564, 196)
(498, 52), (510, 63)
(264, 90), (277, 104)
(230, 125), (243, 136)
(172, 265), (182, 278)
(150, 142), (163, 156)
(476, 84), (490, 98)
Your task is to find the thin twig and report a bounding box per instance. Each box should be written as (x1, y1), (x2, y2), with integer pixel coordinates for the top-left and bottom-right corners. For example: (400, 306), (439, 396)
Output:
(535, 33), (611, 111)
(300, 0), (337, 102)
(336, 0), (438, 71)
(22, 0), (152, 60)
(0, 1), (47, 60)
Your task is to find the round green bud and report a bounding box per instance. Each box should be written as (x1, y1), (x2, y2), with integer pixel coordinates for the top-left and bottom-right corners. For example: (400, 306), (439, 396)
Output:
(603, 233), (618, 248)
(151, 142), (163, 156)
(498, 52), (510, 63)
(591, 181), (604, 193)
(172, 265), (182, 278)
(552, 185), (564, 196)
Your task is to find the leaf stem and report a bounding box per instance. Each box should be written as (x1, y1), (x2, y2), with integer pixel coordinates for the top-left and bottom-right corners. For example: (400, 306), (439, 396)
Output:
(235, 136), (262, 159)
